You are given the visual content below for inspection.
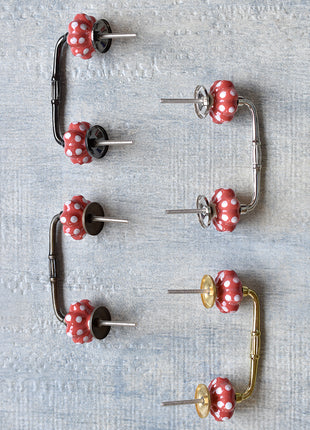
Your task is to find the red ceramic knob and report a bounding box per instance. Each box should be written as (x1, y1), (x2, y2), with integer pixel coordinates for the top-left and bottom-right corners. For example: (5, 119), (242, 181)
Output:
(209, 80), (238, 124)
(65, 300), (95, 344)
(208, 377), (236, 422)
(211, 188), (240, 232)
(63, 122), (92, 165)
(67, 13), (96, 59)
(215, 270), (243, 313)
(60, 195), (90, 240)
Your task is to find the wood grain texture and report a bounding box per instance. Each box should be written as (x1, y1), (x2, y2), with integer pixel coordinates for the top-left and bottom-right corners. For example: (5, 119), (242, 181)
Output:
(0, 0), (309, 428)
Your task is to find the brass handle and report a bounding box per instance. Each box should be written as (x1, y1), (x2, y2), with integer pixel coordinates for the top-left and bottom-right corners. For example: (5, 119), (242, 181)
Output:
(235, 286), (261, 403)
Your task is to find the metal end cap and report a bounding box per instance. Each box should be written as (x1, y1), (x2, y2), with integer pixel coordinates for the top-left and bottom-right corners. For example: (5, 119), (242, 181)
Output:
(200, 275), (216, 309)
(82, 202), (105, 236)
(90, 306), (111, 340)
(194, 85), (213, 119)
(196, 195), (213, 228)
(195, 384), (211, 418)
(85, 125), (109, 159)
(91, 19), (112, 54)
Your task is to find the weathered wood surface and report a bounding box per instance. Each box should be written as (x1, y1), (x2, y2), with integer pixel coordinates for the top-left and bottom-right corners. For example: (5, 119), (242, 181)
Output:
(0, 1), (309, 429)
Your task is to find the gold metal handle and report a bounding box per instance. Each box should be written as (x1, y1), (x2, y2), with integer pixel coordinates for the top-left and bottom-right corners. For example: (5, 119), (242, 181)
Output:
(235, 286), (261, 403)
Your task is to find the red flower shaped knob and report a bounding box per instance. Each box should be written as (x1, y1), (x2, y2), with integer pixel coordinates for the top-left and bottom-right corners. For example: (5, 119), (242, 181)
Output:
(161, 80), (239, 122)
(169, 270), (243, 314)
(59, 195), (128, 240)
(64, 122), (91, 165)
(60, 195), (89, 240)
(211, 188), (240, 232)
(208, 377), (236, 422)
(209, 80), (238, 124)
(215, 270), (243, 313)
(64, 300), (136, 344)
(67, 13), (136, 60)
(67, 14), (96, 59)
(65, 300), (94, 343)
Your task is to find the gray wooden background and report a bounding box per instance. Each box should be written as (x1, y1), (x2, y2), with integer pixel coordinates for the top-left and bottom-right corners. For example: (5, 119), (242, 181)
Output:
(0, 0), (309, 429)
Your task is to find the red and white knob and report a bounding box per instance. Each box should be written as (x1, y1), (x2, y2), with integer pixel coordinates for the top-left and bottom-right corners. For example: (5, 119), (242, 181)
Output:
(166, 188), (241, 232)
(64, 300), (136, 344)
(59, 195), (128, 240)
(168, 270), (243, 314)
(67, 13), (136, 60)
(208, 377), (236, 421)
(162, 377), (236, 421)
(161, 80), (239, 121)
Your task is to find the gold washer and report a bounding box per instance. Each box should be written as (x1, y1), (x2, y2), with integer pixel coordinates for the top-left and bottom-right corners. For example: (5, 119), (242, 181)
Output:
(195, 384), (210, 418)
(200, 275), (216, 309)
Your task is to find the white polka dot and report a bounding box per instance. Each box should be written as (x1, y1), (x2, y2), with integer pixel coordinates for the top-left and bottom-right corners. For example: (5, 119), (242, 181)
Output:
(219, 272), (225, 280)
(60, 216), (66, 224)
(70, 37), (77, 44)
(216, 387), (223, 394)
(71, 22), (78, 29)
(217, 223), (223, 230)
(234, 295), (241, 302)
(71, 216), (78, 223)
(225, 384), (232, 391)
(65, 314), (71, 321)
(217, 401), (224, 408)
(225, 294), (231, 301)
(64, 132), (71, 139)
(79, 37), (85, 44)
(219, 91), (226, 98)
(80, 305), (85, 311)
(83, 336), (89, 342)
(222, 214), (228, 221)
(231, 217), (238, 224)
(221, 200), (228, 208)
(225, 402), (233, 410)
(222, 301), (226, 306)
(80, 24), (87, 30)
(219, 105), (225, 112)
(83, 48), (89, 55)
(67, 332), (72, 337)
(231, 199), (237, 205)
(76, 53), (82, 57)
(75, 135), (81, 142)
(66, 150), (72, 156)
(66, 228), (70, 233)
(224, 280), (230, 287)
(75, 148), (82, 156)
(233, 277), (239, 283)
(74, 203), (81, 210)
(217, 191), (223, 199)
(76, 316), (82, 323)
(216, 81), (222, 87)
(230, 90), (236, 96)
(228, 107), (235, 113)
(83, 157), (89, 163)
(222, 306), (228, 312)
(77, 329), (83, 336)
(79, 124), (86, 131)
(65, 201), (71, 208)
(215, 411), (220, 418)
(74, 229), (80, 235)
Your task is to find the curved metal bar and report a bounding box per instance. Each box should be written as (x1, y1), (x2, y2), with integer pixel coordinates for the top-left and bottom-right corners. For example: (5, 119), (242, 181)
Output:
(48, 213), (66, 323)
(51, 33), (68, 147)
(236, 286), (261, 403)
(237, 98), (262, 215)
